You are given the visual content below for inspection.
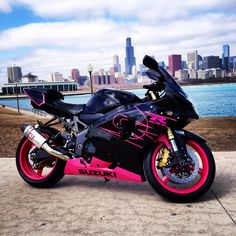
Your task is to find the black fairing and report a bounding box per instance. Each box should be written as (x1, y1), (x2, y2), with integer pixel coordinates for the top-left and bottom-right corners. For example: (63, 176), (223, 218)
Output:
(146, 68), (199, 127)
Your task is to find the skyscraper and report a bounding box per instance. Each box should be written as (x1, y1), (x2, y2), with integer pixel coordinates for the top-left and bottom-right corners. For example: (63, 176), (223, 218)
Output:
(71, 69), (80, 83)
(113, 55), (121, 73)
(51, 72), (64, 82)
(202, 56), (220, 69)
(230, 56), (236, 69)
(7, 66), (22, 83)
(222, 44), (230, 71)
(125, 37), (136, 75)
(187, 50), (199, 71)
(168, 54), (182, 76)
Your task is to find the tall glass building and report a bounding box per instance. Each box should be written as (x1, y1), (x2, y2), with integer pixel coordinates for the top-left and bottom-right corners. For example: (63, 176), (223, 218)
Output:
(222, 44), (230, 71)
(113, 54), (121, 73)
(125, 37), (136, 75)
(7, 66), (22, 83)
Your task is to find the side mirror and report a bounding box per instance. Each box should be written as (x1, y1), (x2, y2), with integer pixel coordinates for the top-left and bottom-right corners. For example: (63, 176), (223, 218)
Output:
(143, 55), (159, 71)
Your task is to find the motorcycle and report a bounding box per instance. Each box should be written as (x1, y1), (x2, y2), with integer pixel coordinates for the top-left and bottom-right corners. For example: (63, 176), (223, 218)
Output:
(16, 55), (215, 202)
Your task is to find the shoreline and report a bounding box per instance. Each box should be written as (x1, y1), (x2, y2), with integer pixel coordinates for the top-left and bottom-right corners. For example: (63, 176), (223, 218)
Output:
(0, 81), (236, 99)
(0, 104), (53, 118)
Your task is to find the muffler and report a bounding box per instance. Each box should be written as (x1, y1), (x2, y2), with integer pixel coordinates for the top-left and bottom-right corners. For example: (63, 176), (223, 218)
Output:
(22, 125), (69, 161)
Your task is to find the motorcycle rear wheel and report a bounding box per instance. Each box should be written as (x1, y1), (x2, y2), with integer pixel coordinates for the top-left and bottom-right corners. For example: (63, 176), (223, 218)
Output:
(144, 136), (215, 202)
(16, 133), (66, 188)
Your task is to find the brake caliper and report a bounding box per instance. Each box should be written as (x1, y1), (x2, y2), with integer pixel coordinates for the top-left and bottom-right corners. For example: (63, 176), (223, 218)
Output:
(157, 148), (170, 168)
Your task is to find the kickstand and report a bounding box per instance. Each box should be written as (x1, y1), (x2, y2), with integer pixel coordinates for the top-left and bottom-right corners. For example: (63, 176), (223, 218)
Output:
(104, 178), (110, 182)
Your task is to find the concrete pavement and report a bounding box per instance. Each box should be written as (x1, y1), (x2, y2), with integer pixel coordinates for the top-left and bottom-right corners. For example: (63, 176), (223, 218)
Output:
(0, 152), (235, 235)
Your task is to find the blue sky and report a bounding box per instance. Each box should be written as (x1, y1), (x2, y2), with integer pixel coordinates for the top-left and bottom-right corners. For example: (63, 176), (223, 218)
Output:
(0, 6), (42, 30)
(0, 0), (236, 83)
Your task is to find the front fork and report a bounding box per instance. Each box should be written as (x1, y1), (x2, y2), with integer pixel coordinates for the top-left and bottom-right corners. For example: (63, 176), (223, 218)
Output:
(167, 127), (178, 152)
(166, 127), (188, 166)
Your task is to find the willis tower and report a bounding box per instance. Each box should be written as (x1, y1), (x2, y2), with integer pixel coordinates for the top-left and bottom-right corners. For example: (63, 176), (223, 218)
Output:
(125, 37), (136, 75)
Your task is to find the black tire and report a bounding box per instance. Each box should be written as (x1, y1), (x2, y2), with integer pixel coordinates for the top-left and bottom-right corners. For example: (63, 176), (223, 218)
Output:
(16, 130), (66, 188)
(144, 136), (215, 202)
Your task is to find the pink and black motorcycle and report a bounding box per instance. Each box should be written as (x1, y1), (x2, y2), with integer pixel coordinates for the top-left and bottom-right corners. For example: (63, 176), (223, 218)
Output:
(16, 55), (215, 202)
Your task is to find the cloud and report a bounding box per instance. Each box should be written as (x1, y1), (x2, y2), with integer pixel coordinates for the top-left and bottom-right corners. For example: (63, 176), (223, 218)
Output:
(0, 0), (12, 12)
(23, 1), (236, 21)
(5, 0), (236, 20)
(0, 0), (236, 83)
(0, 20), (124, 50)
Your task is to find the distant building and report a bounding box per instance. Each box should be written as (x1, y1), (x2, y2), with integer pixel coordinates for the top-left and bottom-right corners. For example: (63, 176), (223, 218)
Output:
(198, 55), (203, 70)
(197, 68), (226, 79)
(189, 70), (198, 79)
(181, 61), (187, 69)
(52, 72), (64, 82)
(113, 55), (121, 73)
(125, 37), (136, 75)
(124, 76), (137, 84)
(132, 65), (137, 77)
(79, 76), (88, 86)
(158, 61), (166, 68)
(109, 67), (115, 75)
(175, 70), (189, 80)
(230, 56), (236, 69)
(198, 70), (209, 79)
(22, 73), (38, 83)
(93, 69), (115, 85)
(139, 64), (148, 76)
(0, 81), (78, 95)
(7, 66), (22, 83)
(187, 50), (198, 79)
(137, 75), (151, 84)
(71, 69), (80, 83)
(168, 54), (182, 77)
(222, 44), (230, 71)
(187, 50), (199, 71)
(114, 73), (125, 84)
(210, 68), (225, 78)
(202, 56), (220, 69)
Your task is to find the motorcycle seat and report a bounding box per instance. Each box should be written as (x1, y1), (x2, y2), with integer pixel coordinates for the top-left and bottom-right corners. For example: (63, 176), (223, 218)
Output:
(51, 99), (86, 115)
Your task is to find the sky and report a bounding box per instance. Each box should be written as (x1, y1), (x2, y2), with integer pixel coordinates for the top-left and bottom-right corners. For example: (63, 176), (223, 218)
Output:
(0, 0), (236, 83)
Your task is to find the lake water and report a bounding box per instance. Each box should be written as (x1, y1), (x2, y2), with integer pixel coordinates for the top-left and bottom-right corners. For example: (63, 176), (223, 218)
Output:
(0, 83), (236, 117)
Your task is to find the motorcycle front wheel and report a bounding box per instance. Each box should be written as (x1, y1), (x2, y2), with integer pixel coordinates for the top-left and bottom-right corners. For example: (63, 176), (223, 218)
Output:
(16, 132), (66, 188)
(144, 136), (215, 202)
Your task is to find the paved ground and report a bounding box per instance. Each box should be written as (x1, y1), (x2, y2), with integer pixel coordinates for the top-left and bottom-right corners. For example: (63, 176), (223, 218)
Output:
(0, 152), (235, 236)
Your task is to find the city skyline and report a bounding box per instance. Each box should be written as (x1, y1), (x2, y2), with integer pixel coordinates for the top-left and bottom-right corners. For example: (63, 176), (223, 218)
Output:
(0, 0), (236, 83)
(3, 42), (236, 84)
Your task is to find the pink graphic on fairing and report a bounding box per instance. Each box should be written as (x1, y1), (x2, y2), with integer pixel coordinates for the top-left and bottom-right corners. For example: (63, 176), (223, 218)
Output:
(64, 157), (142, 182)
(99, 127), (122, 138)
(146, 112), (176, 126)
(99, 105), (177, 148)
(23, 88), (45, 107)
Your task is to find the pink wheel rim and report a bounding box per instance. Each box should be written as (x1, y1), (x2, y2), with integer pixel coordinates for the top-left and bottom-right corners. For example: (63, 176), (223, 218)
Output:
(151, 140), (209, 194)
(19, 138), (57, 180)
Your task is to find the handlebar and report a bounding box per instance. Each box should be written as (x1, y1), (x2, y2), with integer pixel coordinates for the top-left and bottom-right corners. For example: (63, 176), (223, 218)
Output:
(143, 82), (165, 92)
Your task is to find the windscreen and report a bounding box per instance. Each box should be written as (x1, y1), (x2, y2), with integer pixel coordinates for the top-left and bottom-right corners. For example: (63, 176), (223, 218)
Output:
(146, 67), (190, 101)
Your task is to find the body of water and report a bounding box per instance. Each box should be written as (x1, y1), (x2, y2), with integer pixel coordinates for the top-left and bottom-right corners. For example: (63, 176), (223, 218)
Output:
(0, 83), (236, 117)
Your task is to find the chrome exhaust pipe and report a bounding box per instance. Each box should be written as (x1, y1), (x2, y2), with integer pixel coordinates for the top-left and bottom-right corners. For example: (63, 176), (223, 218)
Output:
(22, 125), (69, 162)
